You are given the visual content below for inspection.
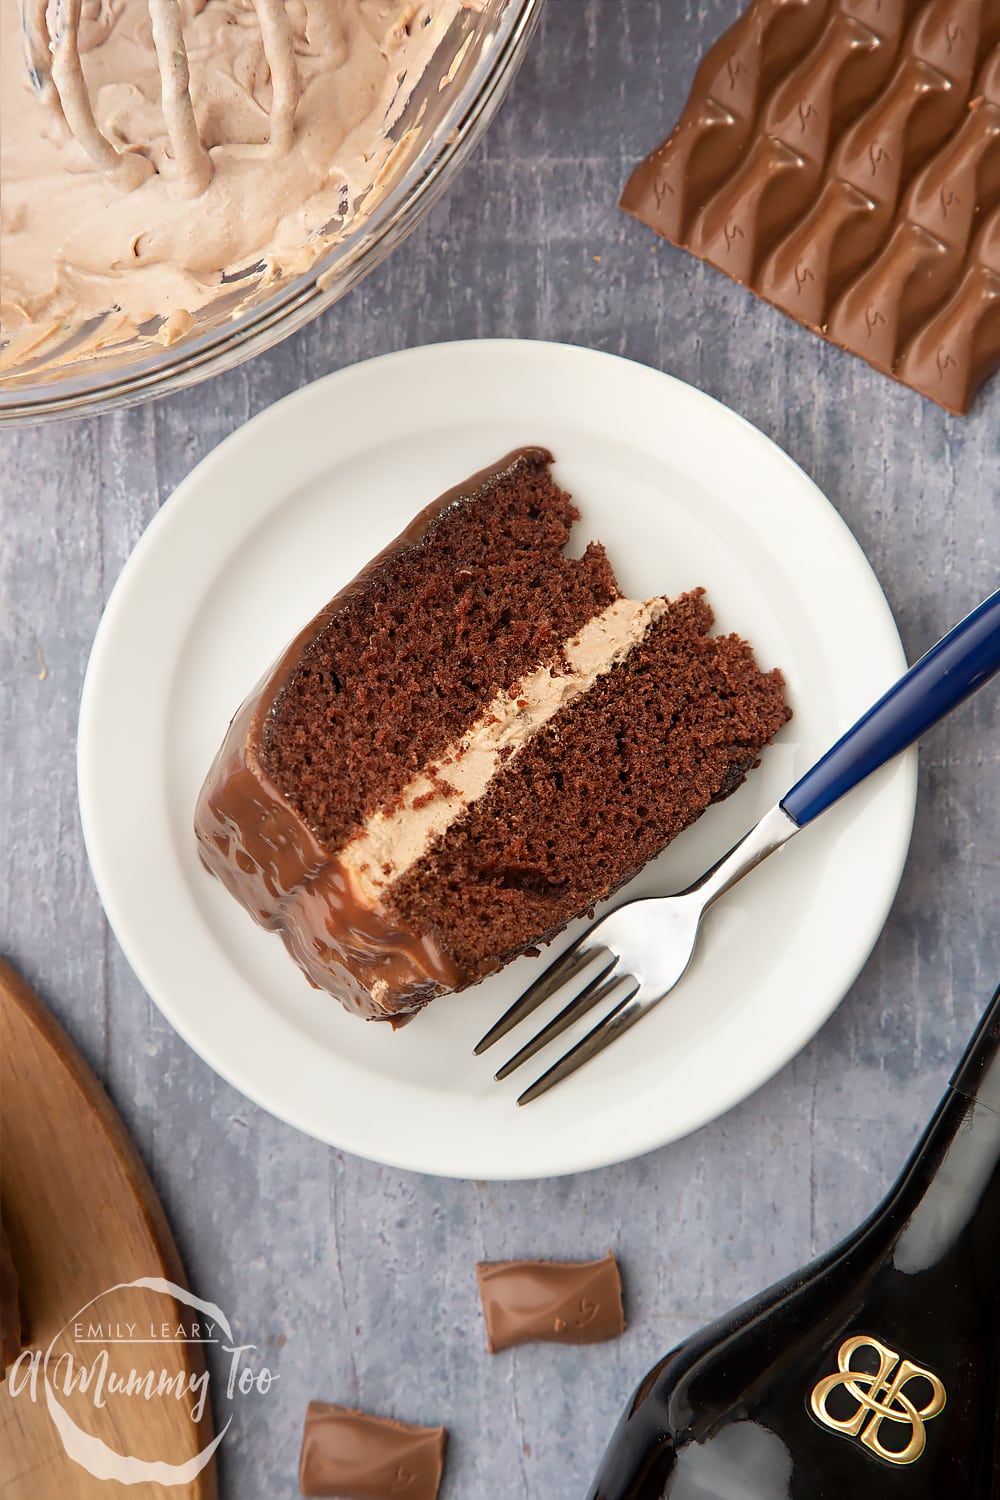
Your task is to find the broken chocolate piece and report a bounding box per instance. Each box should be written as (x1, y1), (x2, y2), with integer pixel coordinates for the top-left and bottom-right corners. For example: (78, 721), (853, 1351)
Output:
(476, 1250), (625, 1353)
(298, 1402), (447, 1500)
(621, 0), (1000, 414)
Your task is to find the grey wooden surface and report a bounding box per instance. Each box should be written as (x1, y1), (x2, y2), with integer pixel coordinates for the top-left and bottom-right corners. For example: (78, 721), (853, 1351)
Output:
(2, 1), (999, 1495)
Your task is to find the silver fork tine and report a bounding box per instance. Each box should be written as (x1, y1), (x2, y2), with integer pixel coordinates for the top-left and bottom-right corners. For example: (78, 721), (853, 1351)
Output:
(480, 804), (804, 1098)
(494, 958), (619, 1080)
(517, 982), (642, 1106)
(474, 940), (608, 1054)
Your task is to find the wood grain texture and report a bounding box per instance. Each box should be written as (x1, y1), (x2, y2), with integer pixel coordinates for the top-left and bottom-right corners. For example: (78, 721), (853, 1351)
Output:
(1, 2), (998, 1495)
(0, 960), (217, 1498)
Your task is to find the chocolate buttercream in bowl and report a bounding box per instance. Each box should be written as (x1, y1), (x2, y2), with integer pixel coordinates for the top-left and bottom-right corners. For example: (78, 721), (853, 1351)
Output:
(1, 0), (541, 422)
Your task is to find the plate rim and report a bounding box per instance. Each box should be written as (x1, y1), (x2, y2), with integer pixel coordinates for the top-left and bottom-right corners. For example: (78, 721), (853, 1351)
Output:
(78, 338), (917, 1179)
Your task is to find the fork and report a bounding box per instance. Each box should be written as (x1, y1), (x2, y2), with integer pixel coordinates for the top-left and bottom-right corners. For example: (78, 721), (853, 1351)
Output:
(476, 586), (1000, 1104)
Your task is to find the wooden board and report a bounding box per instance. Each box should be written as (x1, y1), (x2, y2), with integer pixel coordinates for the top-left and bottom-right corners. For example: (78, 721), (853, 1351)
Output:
(0, 959), (217, 1498)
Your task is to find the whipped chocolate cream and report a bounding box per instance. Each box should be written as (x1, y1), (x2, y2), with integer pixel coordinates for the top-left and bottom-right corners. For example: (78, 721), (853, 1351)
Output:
(476, 1251), (625, 1353)
(2, 0), (474, 373)
(298, 1402), (447, 1499)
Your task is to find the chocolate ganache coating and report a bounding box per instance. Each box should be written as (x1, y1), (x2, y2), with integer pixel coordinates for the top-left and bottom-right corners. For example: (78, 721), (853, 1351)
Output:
(194, 449), (554, 1024)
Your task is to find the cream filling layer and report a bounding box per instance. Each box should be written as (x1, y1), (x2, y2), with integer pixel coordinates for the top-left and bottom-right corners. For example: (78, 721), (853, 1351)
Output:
(342, 595), (668, 906)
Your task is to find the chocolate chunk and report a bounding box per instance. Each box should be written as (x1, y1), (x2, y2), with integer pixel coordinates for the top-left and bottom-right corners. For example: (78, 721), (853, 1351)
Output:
(0, 1215), (22, 1381)
(476, 1251), (625, 1353)
(298, 1402), (447, 1500)
(621, 0), (1000, 415)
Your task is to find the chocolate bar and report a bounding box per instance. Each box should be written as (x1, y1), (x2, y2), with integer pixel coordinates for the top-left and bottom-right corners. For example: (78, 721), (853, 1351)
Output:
(475, 1251), (625, 1353)
(621, 0), (1000, 414)
(298, 1403), (447, 1500)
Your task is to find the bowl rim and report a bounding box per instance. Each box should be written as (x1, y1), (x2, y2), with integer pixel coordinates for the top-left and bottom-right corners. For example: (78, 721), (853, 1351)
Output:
(0, 0), (544, 428)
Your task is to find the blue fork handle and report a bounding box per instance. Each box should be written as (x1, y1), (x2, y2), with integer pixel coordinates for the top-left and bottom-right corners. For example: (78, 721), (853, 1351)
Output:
(781, 587), (1000, 828)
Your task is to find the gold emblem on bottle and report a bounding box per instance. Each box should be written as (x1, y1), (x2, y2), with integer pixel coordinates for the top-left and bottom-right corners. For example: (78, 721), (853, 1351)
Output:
(809, 1334), (946, 1465)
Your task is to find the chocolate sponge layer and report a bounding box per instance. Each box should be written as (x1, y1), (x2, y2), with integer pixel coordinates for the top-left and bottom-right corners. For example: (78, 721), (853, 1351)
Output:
(259, 449), (617, 849)
(386, 590), (790, 981)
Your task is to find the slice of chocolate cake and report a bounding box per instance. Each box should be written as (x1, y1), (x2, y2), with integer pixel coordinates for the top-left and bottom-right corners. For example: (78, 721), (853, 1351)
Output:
(195, 449), (790, 1023)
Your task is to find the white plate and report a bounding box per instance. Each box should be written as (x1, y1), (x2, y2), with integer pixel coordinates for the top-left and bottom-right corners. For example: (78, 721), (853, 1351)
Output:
(78, 340), (915, 1180)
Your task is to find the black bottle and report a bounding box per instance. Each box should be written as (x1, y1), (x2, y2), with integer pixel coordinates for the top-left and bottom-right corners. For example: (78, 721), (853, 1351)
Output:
(589, 986), (1000, 1498)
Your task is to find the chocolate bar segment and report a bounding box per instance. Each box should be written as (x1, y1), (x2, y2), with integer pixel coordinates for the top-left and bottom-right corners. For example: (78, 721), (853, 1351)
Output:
(298, 1403), (447, 1500)
(621, 0), (1000, 413)
(476, 1251), (625, 1353)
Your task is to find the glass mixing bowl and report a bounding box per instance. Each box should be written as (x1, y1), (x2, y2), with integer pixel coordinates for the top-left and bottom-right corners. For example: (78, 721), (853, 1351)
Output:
(1, 0), (542, 426)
